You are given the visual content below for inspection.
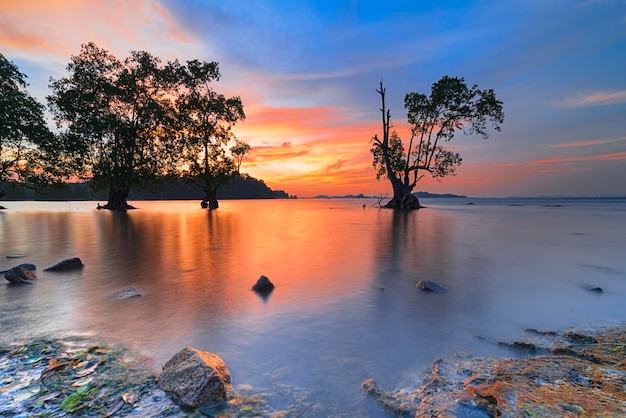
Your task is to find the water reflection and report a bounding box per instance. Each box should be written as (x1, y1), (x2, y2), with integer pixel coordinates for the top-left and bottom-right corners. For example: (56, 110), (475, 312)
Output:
(2, 199), (626, 417)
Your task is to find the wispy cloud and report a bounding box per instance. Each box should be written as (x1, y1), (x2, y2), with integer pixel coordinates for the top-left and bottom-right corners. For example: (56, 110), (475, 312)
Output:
(496, 151), (626, 168)
(557, 90), (626, 108)
(550, 137), (626, 148)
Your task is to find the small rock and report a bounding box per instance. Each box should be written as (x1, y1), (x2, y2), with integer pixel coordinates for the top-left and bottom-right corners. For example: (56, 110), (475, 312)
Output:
(497, 341), (541, 354)
(565, 332), (598, 344)
(118, 287), (141, 299)
(158, 347), (233, 410)
(4, 264), (37, 283)
(416, 280), (446, 293)
(252, 275), (275, 293)
(43, 257), (84, 272)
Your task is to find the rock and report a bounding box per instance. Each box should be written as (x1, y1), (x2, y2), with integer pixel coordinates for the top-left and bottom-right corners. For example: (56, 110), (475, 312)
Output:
(4, 264), (37, 283)
(416, 280), (446, 293)
(252, 275), (275, 293)
(364, 327), (626, 417)
(118, 287), (141, 299)
(588, 287), (603, 293)
(158, 347), (233, 410)
(565, 331), (598, 344)
(43, 257), (84, 272)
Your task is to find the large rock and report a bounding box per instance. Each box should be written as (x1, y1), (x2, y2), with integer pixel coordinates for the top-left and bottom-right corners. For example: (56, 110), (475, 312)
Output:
(158, 347), (233, 410)
(43, 257), (84, 272)
(4, 264), (37, 283)
(364, 327), (626, 417)
(252, 275), (275, 293)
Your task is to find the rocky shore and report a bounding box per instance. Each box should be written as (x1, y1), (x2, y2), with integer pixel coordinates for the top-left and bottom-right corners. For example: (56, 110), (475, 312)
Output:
(363, 326), (626, 417)
(4, 327), (626, 417)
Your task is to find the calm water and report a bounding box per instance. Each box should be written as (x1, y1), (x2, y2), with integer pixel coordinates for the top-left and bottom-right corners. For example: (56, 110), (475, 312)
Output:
(1, 198), (625, 416)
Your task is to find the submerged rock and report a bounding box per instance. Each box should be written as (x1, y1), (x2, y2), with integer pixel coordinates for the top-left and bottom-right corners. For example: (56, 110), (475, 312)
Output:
(252, 275), (275, 293)
(158, 347), (234, 410)
(44, 257), (84, 272)
(416, 280), (446, 293)
(4, 263), (37, 283)
(118, 287), (141, 299)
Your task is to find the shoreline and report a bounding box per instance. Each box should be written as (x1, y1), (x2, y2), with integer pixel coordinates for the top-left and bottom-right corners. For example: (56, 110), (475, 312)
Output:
(364, 325), (626, 417)
(3, 326), (626, 417)
(0, 334), (310, 417)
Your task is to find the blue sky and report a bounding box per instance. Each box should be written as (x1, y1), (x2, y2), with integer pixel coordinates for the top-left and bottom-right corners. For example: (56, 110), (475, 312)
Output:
(1, 0), (625, 196)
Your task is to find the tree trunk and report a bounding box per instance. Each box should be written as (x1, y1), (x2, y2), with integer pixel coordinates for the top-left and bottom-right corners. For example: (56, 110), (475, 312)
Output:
(102, 186), (135, 211)
(383, 184), (422, 210)
(201, 187), (219, 210)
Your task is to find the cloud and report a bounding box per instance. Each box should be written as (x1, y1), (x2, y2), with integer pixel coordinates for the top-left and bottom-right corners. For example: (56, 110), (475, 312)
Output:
(496, 151), (626, 167)
(550, 137), (626, 148)
(557, 90), (626, 108)
(0, 0), (201, 61)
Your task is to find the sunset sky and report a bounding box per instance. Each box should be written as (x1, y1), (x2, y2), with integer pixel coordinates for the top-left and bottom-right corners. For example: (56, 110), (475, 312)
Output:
(1, 0), (625, 197)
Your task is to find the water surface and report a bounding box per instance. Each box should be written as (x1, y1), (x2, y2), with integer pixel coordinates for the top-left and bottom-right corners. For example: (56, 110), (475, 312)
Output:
(1, 198), (625, 416)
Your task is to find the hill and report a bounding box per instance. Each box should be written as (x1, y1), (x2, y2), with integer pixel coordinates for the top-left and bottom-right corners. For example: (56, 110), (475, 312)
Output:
(0, 175), (292, 201)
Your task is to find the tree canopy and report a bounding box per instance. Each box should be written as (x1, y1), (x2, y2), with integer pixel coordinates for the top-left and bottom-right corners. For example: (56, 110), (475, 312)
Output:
(175, 59), (247, 209)
(47, 42), (248, 210)
(47, 43), (184, 210)
(371, 77), (504, 209)
(0, 53), (60, 196)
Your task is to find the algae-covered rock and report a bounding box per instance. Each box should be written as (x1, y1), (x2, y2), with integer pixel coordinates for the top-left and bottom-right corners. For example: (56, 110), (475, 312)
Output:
(158, 347), (234, 410)
(364, 327), (626, 417)
(0, 337), (180, 417)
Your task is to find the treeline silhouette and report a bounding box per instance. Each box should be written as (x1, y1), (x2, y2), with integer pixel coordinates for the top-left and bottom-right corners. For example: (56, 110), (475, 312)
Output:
(1, 174), (292, 201)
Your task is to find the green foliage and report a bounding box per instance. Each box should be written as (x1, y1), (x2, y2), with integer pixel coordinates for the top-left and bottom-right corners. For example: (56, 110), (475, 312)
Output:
(0, 53), (61, 191)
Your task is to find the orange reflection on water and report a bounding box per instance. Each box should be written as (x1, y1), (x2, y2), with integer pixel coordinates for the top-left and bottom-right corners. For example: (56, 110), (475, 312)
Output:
(40, 200), (382, 350)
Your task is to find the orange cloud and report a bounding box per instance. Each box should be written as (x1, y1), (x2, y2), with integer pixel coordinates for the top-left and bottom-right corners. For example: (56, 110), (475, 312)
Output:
(558, 90), (626, 108)
(0, 0), (199, 60)
(231, 103), (388, 196)
(499, 152), (626, 167)
(551, 137), (626, 148)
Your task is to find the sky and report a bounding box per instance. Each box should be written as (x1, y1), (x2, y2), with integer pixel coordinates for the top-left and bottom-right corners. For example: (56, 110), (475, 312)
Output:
(1, 0), (625, 198)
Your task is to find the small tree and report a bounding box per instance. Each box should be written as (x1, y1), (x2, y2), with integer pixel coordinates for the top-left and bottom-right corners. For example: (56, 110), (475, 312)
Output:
(176, 60), (245, 209)
(0, 53), (62, 199)
(48, 43), (180, 210)
(371, 77), (503, 209)
(230, 138), (251, 175)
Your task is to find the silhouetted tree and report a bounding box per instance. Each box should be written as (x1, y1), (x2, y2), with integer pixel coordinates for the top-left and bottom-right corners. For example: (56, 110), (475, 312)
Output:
(371, 77), (503, 209)
(176, 60), (245, 209)
(230, 138), (251, 175)
(48, 42), (180, 210)
(0, 53), (62, 199)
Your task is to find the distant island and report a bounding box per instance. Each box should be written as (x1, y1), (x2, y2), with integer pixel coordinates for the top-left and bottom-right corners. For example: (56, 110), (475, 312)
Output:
(313, 191), (468, 199)
(0, 175), (293, 201)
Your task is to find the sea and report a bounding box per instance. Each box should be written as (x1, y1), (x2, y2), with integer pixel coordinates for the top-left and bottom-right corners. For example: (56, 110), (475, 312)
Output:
(1, 197), (625, 416)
